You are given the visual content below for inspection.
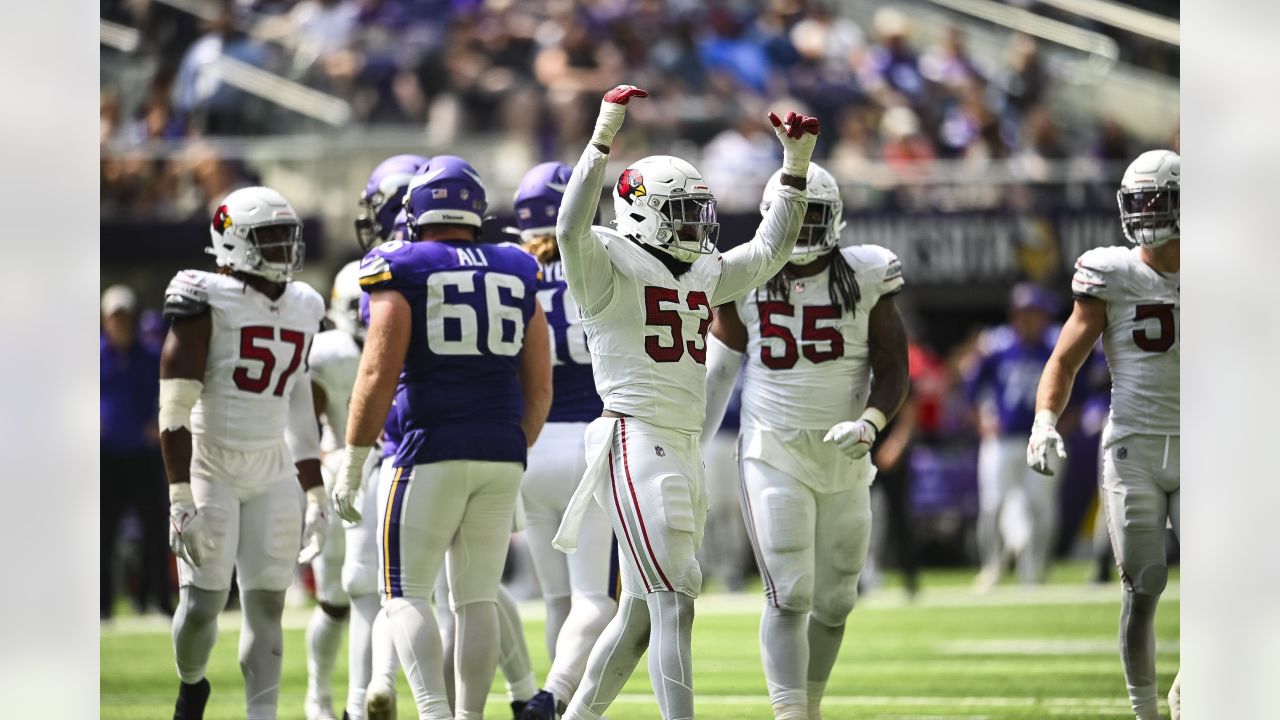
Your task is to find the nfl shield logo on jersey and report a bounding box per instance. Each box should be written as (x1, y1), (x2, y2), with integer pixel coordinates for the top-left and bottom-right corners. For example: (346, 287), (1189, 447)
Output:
(654, 445), (665, 457)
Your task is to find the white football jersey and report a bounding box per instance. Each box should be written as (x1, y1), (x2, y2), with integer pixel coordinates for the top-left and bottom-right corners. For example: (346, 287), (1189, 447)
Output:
(308, 329), (361, 452)
(1072, 245), (1179, 439)
(737, 244), (904, 432)
(165, 270), (326, 451)
(558, 145), (806, 435)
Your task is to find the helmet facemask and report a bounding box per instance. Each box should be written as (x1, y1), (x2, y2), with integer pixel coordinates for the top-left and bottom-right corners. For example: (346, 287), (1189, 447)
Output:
(788, 200), (841, 266)
(654, 191), (719, 262)
(244, 222), (304, 282)
(1117, 186), (1179, 247)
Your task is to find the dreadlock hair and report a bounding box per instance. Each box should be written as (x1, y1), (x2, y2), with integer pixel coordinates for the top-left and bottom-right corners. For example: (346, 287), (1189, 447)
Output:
(762, 248), (862, 314)
(522, 233), (559, 263)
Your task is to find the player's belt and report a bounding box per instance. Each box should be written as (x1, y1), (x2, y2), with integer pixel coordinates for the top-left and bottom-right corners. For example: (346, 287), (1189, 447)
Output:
(602, 409), (631, 419)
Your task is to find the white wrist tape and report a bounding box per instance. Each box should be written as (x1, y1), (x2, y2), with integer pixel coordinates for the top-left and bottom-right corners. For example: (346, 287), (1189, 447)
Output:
(169, 482), (194, 506)
(158, 378), (203, 433)
(305, 485), (326, 507)
(590, 100), (628, 147)
(343, 445), (374, 485)
(1034, 409), (1060, 427)
(859, 407), (889, 434)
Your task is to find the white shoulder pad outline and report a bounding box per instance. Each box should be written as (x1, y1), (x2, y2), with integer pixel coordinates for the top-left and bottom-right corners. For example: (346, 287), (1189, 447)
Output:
(1072, 245), (1129, 300)
(841, 244), (904, 295)
(163, 269), (212, 318)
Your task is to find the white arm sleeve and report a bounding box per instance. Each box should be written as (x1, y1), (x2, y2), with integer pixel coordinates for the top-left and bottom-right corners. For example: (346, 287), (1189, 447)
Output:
(701, 334), (744, 448)
(285, 372), (322, 463)
(710, 184), (806, 306)
(557, 144), (616, 316)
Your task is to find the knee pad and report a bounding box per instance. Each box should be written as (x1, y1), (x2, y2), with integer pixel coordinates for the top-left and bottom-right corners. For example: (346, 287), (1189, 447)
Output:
(181, 587), (226, 625)
(811, 579), (857, 627)
(1123, 562), (1168, 597)
(570, 592), (618, 626)
(342, 562), (378, 599)
(759, 488), (812, 555)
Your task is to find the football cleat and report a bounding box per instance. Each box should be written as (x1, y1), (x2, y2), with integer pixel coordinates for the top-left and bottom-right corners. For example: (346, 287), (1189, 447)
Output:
(364, 675), (396, 720)
(520, 689), (563, 720)
(305, 692), (338, 720)
(511, 699), (528, 718)
(172, 677), (210, 720)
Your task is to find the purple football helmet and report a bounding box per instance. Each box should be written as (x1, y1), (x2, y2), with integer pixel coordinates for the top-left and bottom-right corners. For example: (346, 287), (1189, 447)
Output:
(390, 208), (409, 242)
(511, 162), (572, 241)
(404, 155), (488, 233)
(355, 153), (430, 250)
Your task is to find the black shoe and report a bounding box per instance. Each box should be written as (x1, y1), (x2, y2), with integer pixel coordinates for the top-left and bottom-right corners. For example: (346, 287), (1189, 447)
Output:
(511, 699), (528, 719)
(520, 690), (561, 720)
(342, 713), (351, 720)
(173, 678), (210, 720)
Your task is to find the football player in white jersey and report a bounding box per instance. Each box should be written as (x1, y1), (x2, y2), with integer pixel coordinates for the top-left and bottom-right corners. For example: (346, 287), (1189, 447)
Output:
(159, 186), (331, 720)
(1027, 149), (1180, 720)
(508, 162), (619, 720)
(303, 260), (378, 720)
(551, 84), (817, 720)
(702, 163), (909, 720)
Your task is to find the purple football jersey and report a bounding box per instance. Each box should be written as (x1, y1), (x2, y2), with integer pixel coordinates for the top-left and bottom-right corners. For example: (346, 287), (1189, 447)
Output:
(536, 260), (603, 423)
(359, 239), (540, 466)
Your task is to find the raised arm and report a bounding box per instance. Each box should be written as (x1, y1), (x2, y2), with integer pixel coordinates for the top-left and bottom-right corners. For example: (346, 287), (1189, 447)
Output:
(1027, 297), (1107, 475)
(711, 111), (820, 305)
(557, 84), (648, 316)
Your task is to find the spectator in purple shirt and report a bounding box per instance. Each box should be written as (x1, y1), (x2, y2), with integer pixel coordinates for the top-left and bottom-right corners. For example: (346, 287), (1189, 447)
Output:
(101, 285), (172, 618)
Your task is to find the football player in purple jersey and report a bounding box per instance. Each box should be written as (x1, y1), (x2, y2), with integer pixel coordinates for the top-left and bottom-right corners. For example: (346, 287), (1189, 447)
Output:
(333, 156), (552, 720)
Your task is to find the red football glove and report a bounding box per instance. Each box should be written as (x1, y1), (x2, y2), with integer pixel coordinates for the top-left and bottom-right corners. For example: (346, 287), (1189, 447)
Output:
(769, 110), (820, 176)
(592, 85), (648, 147)
(603, 85), (649, 104)
(768, 110), (820, 139)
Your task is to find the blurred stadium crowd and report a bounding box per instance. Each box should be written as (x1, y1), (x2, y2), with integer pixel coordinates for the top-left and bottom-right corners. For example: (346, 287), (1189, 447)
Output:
(101, 0), (1175, 218)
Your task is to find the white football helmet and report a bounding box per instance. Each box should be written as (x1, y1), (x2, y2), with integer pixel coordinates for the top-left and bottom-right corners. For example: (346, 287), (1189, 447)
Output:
(612, 155), (719, 262)
(328, 260), (364, 341)
(207, 186), (304, 282)
(760, 162), (845, 266)
(1117, 149), (1179, 247)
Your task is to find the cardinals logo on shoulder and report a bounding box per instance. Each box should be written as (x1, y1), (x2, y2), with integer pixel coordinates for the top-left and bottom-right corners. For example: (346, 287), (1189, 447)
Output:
(212, 204), (233, 234)
(617, 168), (646, 204)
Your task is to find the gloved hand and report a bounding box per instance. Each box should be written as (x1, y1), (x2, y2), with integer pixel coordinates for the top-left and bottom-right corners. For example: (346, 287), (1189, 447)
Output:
(591, 84), (649, 147)
(168, 483), (210, 567)
(1027, 410), (1067, 476)
(297, 485), (331, 564)
(332, 444), (372, 523)
(768, 110), (821, 178)
(824, 419), (878, 460)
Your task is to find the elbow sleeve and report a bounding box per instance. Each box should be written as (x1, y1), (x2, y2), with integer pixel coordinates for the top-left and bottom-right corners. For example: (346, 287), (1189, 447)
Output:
(158, 378), (203, 432)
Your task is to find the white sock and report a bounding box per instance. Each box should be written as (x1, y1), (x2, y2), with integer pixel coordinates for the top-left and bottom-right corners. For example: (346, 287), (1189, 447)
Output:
(370, 606), (399, 696)
(496, 585), (536, 702)
(385, 595), (452, 720)
(172, 586), (227, 684)
(346, 593), (381, 719)
(544, 593), (617, 702)
(455, 601), (501, 716)
(1120, 590), (1161, 720)
(563, 594), (650, 720)
(806, 681), (826, 720)
(806, 617), (846, 693)
(646, 591), (696, 720)
(239, 589), (286, 720)
(760, 604), (808, 718)
(544, 595), (573, 660)
(306, 605), (346, 704)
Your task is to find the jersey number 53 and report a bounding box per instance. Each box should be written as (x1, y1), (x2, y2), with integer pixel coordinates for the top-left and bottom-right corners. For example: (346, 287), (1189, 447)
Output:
(644, 286), (711, 364)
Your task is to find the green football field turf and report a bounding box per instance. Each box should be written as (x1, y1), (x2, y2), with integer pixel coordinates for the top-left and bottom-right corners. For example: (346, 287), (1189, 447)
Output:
(101, 562), (1178, 719)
